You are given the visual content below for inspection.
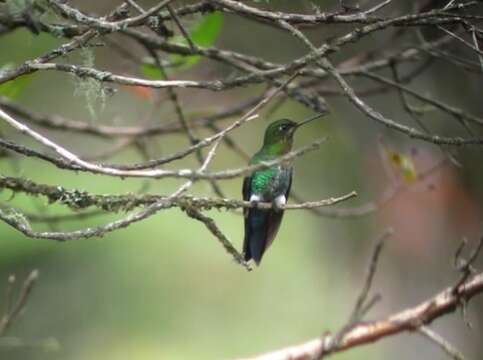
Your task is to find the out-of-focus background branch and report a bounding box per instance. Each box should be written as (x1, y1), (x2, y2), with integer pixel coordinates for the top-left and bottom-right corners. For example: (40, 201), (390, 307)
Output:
(1, 0), (483, 359)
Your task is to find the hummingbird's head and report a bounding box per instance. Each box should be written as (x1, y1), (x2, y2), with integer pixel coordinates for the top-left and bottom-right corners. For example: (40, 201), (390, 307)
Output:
(262, 113), (324, 152)
(263, 119), (298, 147)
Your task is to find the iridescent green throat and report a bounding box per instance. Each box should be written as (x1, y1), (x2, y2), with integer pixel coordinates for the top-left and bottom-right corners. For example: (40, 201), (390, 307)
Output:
(262, 139), (293, 156)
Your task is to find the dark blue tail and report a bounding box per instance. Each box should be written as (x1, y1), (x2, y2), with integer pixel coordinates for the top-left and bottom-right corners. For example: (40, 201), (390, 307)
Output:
(243, 208), (283, 265)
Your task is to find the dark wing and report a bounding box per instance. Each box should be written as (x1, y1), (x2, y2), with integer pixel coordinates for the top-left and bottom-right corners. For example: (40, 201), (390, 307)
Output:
(242, 175), (253, 260)
(242, 176), (252, 214)
(284, 168), (293, 202)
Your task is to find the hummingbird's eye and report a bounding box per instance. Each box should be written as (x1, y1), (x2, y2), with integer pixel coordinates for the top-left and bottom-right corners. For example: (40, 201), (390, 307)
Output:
(279, 124), (288, 131)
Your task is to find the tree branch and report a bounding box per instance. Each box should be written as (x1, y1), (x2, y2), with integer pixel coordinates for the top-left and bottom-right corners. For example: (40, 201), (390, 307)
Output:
(240, 271), (483, 360)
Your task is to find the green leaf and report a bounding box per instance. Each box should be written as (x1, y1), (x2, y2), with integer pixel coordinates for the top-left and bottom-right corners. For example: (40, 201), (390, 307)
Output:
(0, 63), (33, 100)
(172, 11), (224, 70)
(190, 11), (224, 47)
(140, 63), (166, 80)
(139, 12), (224, 78)
(387, 150), (417, 182)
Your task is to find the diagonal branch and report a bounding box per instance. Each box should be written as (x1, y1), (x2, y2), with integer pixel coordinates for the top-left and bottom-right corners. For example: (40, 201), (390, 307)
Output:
(0, 270), (39, 336)
(184, 207), (251, 271)
(240, 271), (483, 360)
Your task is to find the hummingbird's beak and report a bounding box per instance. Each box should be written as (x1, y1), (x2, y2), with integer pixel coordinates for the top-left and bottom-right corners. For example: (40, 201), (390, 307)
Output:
(294, 112), (327, 130)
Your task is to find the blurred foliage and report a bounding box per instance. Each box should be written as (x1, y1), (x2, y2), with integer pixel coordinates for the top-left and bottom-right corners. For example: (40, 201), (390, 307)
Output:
(142, 11), (224, 79)
(0, 63), (34, 100)
(385, 147), (418, 183)
(4, 0), (31, 16)
(171, 11), (224, 69)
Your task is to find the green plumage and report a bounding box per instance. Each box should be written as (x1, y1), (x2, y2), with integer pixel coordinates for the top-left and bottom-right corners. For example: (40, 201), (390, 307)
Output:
(250, 167), (277, 194)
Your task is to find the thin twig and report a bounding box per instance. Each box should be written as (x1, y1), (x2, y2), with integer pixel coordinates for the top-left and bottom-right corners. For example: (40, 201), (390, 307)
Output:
(325, 228), (392, 354)
(185, 207), (251, 271)
(453, 236), (483, 294)
(419, 326), (466, 360)
(0, 270), (39, 336)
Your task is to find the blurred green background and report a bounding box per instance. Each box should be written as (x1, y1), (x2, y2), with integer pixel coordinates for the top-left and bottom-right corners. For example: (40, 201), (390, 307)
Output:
(1, 0), (483, 359)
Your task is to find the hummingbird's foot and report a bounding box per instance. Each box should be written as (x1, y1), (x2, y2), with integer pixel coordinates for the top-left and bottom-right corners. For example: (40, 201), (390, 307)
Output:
(249, 194), (262, 209)
(248, 199), (261, 211)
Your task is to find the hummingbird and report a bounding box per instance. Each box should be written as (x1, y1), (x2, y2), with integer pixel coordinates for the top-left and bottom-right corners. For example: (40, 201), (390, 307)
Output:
(242, 113), (323, 265)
